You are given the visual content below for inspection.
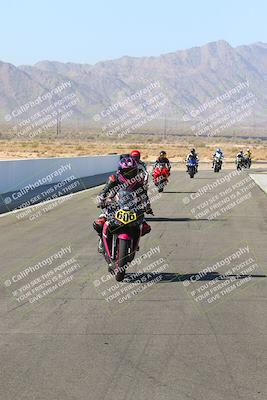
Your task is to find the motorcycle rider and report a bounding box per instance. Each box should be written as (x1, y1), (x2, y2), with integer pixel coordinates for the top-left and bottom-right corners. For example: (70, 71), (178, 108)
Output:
(236, 150), (244, 167)
(130, 149), (149, 185)
(153, 151), (171, 171)
(245, 148), (252, 159)
(236, 150), (244, 159)
(243, 148), (252, 168)
(212, 148), (224, 168)
(93, 156), (153, 253)
(186, 148), (199, 172)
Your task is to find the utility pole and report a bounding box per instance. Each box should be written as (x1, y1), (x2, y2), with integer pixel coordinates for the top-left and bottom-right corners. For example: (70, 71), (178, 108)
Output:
(56, 114), (61, 136)
(163, 113), (167, 141)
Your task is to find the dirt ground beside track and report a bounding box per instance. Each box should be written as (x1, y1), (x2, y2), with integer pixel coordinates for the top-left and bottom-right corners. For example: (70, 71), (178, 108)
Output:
(0, 139), (266, 161)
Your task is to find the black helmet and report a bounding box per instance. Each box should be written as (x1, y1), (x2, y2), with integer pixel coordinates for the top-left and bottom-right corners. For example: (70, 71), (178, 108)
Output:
(159, 151), (167, 158)
(191, 148), (195, 154)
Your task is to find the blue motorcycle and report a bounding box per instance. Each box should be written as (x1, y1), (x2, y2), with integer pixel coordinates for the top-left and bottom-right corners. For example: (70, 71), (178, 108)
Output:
(187, 156), (197, 178)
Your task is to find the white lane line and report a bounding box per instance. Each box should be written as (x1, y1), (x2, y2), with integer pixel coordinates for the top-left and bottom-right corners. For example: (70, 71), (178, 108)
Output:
(0, 184), (104, 219)
(250, 174), (267, 195)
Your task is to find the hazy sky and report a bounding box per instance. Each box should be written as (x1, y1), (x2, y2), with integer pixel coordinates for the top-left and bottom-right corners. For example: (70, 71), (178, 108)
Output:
(1, 0), (267, 65)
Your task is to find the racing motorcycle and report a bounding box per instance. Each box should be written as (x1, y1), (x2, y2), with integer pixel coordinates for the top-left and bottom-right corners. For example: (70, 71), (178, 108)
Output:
(99, 188), (148, 282)
(236, 155), (244, 170)
(152, 163), (170, 192)
(187, 156), (197, 178)
(243, 155), (251, 169)
(213, 154), (222, 172)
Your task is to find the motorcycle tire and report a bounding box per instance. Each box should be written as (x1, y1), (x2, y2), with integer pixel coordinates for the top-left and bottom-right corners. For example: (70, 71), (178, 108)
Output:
(158, 177), (165, 192)
(189, 168), (195, 178)
(115, 239), (130, 282)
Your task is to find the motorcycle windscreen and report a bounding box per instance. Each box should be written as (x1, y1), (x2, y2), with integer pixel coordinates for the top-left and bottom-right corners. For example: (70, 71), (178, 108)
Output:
(158, 162), (168, 169)
(116, 189), (138, 210)
(116, 189), (146, 215)
(188, 156), (196, 166)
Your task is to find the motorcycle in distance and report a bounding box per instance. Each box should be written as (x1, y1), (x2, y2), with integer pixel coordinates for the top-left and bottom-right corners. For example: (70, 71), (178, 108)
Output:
(213, 154), (222, 172)
(236, 154), (245, 170)
(187, 156), (197, 178)
(243, 155), (251, 169)
(99, 188), (151, 282)
(152, 163), (170, 192)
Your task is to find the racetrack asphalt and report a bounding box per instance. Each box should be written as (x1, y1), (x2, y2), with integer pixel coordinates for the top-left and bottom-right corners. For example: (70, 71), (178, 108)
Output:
(0, 168), (267, 400)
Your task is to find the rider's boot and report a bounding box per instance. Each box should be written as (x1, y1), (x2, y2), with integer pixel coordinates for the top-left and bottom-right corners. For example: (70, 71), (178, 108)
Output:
(93, 215), (106, 254)
(141, 221), (151, 236)
(98, 238), (105, 254)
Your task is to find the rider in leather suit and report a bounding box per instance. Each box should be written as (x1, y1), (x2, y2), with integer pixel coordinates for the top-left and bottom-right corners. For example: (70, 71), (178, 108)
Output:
(93, 157), (153, 253)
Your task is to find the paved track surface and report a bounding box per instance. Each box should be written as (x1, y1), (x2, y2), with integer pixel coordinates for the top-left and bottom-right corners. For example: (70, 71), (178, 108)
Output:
(0, 169), (267, 400)
(250, 173), (267, 195)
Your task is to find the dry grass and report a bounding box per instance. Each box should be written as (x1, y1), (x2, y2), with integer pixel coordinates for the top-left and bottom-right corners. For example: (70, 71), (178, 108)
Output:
(0, 138), (266, 161)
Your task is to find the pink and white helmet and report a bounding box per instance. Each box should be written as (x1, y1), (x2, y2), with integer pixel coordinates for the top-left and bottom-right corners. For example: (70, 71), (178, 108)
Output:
(118, 157), (138, 180)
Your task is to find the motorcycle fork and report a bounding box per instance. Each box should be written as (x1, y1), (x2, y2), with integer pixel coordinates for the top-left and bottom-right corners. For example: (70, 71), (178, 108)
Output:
(134, 229), (141, 251)
(126, 239), (135, 262)
(111, 234), (118, 260)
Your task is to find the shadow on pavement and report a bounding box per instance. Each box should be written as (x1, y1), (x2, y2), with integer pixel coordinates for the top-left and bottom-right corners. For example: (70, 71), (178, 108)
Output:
(163, 191), (197, 194)
(125, 271), (267, 283)
(146, 217), (222, 222)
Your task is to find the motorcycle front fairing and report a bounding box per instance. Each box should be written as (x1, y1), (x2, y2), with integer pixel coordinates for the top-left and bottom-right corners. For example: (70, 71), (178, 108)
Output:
(153, 163), (170, 180)
(103, 189), (145, 261)
(187, 156), (197, 167)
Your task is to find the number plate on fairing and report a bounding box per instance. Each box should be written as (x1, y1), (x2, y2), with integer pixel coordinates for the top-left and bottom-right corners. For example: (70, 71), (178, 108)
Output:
(115, 209), (137, 224)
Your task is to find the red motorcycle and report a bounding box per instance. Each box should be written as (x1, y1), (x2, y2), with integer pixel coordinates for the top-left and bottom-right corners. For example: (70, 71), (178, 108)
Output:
(152, 163), (170, 192)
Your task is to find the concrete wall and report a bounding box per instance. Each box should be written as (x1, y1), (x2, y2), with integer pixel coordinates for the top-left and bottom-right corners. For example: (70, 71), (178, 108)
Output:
(0, 155), (120, 214)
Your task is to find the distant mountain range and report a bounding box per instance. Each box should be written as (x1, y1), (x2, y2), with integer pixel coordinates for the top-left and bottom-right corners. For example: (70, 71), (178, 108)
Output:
(1, 40), (267, 133)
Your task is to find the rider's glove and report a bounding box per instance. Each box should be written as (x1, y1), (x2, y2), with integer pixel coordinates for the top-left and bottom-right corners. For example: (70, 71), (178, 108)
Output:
(96, 194), (105, 208)
(146, 206), (154, 215)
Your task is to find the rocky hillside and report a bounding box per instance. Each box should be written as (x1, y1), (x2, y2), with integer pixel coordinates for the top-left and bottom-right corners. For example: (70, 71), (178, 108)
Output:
(1, 40), (267, 131)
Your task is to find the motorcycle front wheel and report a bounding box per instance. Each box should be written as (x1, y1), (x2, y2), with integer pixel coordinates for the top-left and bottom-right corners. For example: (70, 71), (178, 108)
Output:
(115, 239), (130, 282)
(189, 168), (195, 178)
(158, 177), (166, 192)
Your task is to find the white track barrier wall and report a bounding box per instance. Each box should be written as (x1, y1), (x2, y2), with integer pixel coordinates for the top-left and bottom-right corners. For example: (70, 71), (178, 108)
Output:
(0, 155), (120, 214)
(0, 155), (120, 193)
